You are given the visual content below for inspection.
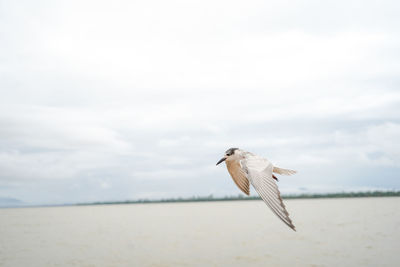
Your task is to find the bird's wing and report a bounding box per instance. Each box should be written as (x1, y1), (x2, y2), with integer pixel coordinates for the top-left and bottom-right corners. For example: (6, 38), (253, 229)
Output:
(226, 160), (250, 195)
(242, 154), (296, 230)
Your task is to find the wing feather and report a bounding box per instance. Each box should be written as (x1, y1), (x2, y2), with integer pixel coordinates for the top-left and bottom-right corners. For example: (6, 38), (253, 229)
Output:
(225, 160), (250, 195)
(242, 154), (296, 230)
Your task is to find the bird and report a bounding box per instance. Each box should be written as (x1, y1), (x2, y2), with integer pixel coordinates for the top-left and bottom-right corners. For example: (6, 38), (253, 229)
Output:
(216, 147), (297, 231)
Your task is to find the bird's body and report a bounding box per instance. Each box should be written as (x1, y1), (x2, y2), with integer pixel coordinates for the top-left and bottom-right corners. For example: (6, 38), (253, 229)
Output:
(216, 148), (297, 231)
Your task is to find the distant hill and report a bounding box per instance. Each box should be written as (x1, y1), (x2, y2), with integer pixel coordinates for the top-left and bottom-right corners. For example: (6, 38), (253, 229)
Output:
(77, 190), (400, 206)
(0, 197), (24, 207)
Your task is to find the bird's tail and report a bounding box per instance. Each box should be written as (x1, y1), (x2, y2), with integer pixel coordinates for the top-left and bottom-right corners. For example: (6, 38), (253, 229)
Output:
(273, 167), (297, 175)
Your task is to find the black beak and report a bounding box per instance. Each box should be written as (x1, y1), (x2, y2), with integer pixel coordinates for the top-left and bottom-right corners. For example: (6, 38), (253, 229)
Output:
(216, 157), (227, 166)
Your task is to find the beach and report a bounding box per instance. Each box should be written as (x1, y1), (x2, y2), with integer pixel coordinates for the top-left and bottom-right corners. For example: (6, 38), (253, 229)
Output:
(1, 197), (399, 266)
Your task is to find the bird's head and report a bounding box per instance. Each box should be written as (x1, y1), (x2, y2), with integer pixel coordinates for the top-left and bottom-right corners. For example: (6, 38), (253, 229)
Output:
(216, 147), (240, 165)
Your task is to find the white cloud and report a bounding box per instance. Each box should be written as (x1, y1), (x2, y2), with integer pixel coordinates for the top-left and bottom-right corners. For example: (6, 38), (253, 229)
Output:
(0, 0), (399, 203)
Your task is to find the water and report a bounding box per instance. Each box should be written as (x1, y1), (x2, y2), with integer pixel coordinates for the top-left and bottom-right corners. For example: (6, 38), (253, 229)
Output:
(0, 197), (399, 266)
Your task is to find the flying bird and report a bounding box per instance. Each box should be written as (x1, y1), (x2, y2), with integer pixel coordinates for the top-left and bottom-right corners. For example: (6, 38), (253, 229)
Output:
(216, 147), (297, 231)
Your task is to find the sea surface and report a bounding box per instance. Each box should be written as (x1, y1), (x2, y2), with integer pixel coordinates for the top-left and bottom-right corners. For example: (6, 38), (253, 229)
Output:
(0, 197), (399, 267)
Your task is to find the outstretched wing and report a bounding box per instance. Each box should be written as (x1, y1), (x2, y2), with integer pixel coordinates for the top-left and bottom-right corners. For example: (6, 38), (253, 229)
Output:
(242, 154), (296, 230)
(226, 160), (250, 195)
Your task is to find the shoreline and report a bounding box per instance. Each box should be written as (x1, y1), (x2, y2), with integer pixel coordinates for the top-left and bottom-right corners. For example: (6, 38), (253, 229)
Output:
(77, 191), (400, 206)
(2, 191), (399, 209)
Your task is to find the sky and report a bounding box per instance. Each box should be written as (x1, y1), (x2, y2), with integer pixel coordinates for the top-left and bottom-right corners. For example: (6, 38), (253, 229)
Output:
(0, 0), (399, 205)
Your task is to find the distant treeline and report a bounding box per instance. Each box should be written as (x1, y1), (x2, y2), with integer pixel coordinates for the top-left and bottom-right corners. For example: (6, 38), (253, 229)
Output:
(77, 190), (400, 206)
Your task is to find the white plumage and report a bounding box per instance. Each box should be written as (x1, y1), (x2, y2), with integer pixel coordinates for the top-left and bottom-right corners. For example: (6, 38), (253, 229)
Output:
(216, 148), (296, 231)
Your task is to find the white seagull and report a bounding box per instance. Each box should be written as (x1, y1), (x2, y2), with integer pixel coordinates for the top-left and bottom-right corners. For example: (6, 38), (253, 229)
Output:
(216, 147), (297, 231)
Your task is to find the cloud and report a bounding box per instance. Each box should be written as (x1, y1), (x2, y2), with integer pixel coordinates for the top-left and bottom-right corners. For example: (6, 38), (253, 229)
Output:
(0, 0), (399, 204)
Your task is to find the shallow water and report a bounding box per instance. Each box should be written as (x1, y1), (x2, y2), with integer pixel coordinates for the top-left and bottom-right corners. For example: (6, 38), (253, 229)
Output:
(0, 197), (399, 267)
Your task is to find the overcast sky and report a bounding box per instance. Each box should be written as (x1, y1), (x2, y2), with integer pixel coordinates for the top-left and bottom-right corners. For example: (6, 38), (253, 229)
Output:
(0, 0), (399, 204)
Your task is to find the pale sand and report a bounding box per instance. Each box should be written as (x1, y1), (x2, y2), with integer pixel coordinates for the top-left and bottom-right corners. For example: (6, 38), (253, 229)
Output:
(0, 197), (399, 266)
